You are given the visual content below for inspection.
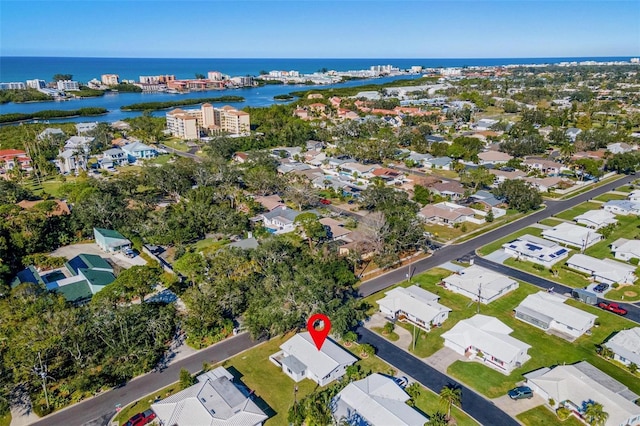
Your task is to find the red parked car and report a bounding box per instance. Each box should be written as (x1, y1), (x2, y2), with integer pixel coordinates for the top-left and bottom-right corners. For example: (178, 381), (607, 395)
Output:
(125, 409), (156, 426)
(598, 302), (627, 316)
(319, 198), (331, 205)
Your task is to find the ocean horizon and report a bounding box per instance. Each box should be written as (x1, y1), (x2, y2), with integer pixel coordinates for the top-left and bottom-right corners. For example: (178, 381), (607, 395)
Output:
(0, 56), (634, 83)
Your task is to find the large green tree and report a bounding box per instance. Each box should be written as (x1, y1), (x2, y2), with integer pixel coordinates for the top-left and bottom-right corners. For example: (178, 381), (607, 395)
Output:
(494, 179), (542, 212)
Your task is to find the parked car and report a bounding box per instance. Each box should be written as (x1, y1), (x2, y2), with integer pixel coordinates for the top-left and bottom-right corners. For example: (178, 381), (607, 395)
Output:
(123, 248), (136, 258)
(319, 198), (331, 205)
(508, 386), (533, 400)
(125, 409), (156, 426)
(593, 283), (609, 293)
(598, 302), (627, 316)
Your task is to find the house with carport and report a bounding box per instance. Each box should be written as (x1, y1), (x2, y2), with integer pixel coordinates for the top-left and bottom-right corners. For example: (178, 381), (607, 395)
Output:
(377, 285), (451, 332)
(502, 234), (570, 267)
(441, 314), (531, 374)
(442, 265), (518, 304)
(573, 210), (617, 230)
(541, 223), (602, 249)
(566, 254), (637, 285)
(603, 327), (640, 368)
(610, 238), (640, 262)
(514, 292), (597, 340)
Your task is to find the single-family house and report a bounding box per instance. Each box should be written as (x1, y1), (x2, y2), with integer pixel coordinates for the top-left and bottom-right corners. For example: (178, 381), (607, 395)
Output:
(57, 149), (85, 174)
(603, 327), (640, 368)
(121, 141), (157, 161)
(442, 314), (531, 374)
(525, 362), (640, 426)
(101, 148), (127, 169)
(573, 210), (617, 229)
(469, 190), (503, 209)
(151, 366), (268, 426)
(502, 234), (570, 267)
(475, 118), (499, 131)
(442, 265), (519, 304)
(406, 151), (433, 166)
(270, 332), (357, 386)
(253, 194), (284, 211)
(64, 136), (94, 150)
(418, 202), (475, 226)
(339, 162), (377, 179)
(514, 292), (597, 340)
(429, 180), (465, 200)
(0, 149), (33, 176)
(610, 238), (640, 262)
(233, 152), (249, 163)
(541, 223), (603, 249)
(377, 285), (451, 331)
(319, 217), (352, 241)
(477, 150), (513, 165)
(94, 228), (131, 253)
(331, 374), (429, 426)
(371, 167), (402, 182)
(258, 206), (302, 234)
(524, 158), (565, 175)
(523, 176), (565, 192)
(37, 127), (65, 140)
(603, 200), (640, 216)
(489, 168), (526, 184)
(607, 142), (633, 154)
(425, 135), (447, 145)
(76, 122), (98, 134)
(565, 127), (582, 141)
(566, 254), (637, 285)
(424, 156), (453, 170)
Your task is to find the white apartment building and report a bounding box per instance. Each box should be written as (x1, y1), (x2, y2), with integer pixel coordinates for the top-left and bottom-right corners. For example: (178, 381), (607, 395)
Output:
(0, 82), (26, 90)
(26, 79), (46, 89)
(56, 80), (80, 91)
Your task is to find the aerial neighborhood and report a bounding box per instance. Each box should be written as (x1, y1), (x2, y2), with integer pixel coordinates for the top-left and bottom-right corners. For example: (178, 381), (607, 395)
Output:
(2, 57), (640, 426)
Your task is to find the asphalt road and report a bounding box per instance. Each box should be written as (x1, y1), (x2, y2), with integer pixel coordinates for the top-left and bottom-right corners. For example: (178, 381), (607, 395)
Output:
(32, 333), (260, 426)
(359, 174), (636, 297)
(357, 327), (519, 426)
(475, 257), (640, 324)
(158, 144), (202, 162)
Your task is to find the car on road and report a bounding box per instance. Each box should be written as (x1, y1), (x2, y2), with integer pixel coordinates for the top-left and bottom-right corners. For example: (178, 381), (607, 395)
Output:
(508, 386), (533, 400)
(593, 283), (609, 293)
(598, 302), (627, 315)
(319, 198), (331, 205)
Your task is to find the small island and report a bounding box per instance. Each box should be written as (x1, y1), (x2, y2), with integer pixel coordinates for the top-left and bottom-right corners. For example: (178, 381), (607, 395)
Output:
(120, 96), (245, 111)
(0, 107), (108, 124)
(274, 94), (294, 101)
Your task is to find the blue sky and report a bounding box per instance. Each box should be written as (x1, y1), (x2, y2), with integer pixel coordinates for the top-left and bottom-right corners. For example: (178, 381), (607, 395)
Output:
(1, 1), (638, 58)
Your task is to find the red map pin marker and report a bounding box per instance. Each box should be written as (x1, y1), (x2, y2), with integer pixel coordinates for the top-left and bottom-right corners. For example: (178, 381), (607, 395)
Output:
(307, 313), (331, 350)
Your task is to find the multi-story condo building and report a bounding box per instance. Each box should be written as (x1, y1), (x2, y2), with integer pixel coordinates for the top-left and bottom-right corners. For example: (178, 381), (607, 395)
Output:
(139, 75), (175, 84)
(26, 79), (46, 89)
(0, 82), (26, 90)
(56, 80), (80, 91)
(166, 104), (250, 139)
(101, 74), (120, 85)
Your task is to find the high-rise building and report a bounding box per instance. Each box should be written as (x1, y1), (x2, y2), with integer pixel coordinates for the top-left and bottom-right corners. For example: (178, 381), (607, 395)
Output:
(26, 79), (46, 89)
(101, 74), (120, 85)
(56, 80), (80, 91)
(166, 104), (250, 139)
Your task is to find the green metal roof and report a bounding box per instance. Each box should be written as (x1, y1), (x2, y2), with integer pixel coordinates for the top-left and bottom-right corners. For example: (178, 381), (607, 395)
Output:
(94, 227), (127, 240)
(54, 279), (93, 302)
(78, 268), (116, 287)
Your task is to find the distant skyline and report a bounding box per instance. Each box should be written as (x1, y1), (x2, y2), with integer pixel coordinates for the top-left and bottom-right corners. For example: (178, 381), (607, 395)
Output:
(1, 1), (639, 58)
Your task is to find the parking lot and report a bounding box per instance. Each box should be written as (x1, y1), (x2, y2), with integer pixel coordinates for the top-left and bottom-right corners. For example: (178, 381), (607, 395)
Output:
(50, 242), (147, 269)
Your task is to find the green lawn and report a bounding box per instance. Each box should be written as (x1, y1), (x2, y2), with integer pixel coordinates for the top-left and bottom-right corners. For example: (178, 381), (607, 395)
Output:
(191, 238), (231, 254)
(616, 185), (636, 193)
(538, 218), (564, 227)
(446, 280), (640, 399)
(605, 284), (640, 302)
(454, 210), (527, 243)
(554, 202), (603, 221)
(0, 412), (11, 426)
(371, 327), (399, 341)
(477, 227), (543, 256)
(584, 215), (640, 260)
(517, 406), (584, 426)
(424, 222), (484, 242)
(593, 193), (627, 202)
(503, 258), (591, 289)
(413, 391), (478, 426)
(113, 382), (181, 425)
(162, 138), (192, 152)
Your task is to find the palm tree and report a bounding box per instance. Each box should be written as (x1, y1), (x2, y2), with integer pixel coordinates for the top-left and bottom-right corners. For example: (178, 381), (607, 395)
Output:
(583, 401), (608, 426)
(429, 411), (448, 426)
(439, 384), (462, 419)
(559, 141), (576, 163)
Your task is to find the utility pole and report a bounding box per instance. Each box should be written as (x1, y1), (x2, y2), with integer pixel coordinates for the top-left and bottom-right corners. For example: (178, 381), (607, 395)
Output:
(477, 283), (482, 314)
(33, 351), (51, 409)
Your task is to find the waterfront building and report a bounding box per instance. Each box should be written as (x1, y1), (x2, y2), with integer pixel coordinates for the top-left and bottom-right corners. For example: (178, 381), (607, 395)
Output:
(26, 79), (46, 89)
(56, 80), (80, 91)
(100, 74), (120, 85)
(166, 104), (250, 139)
(0, 82), (26, 90)
(139, 75), (175, 84)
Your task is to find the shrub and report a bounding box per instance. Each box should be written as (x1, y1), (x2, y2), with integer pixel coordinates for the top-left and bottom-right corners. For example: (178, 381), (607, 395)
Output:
(533, 263), (545, 271)
(383, 321), (395, 335)
(612, 283), (620, 289)
(557, 406), (571, 420)
(179, 368), (196, 390)
(630, 258), (639, 266)
(548, 398), (556, 407)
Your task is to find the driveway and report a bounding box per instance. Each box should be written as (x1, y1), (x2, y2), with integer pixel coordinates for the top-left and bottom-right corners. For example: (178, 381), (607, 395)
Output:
(365, 313), (413, 350)
(424, 347), (467, 372)
(493, 393), (545, 417)
(484, 249), (512, 264)
(50, 243), (147, 269)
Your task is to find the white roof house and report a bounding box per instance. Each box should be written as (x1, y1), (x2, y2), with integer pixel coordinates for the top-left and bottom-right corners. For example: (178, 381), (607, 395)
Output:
(331, 373), (429, 426)
(541, 223), (602, 249)
(442, 265), (519, 304)
(270, 332), (357, 386)
(602, 200), (640, 216)
(441, 314), (531, 374)
(628, 189), (640, 202)
(514, 292), (597, 340)
(604, 327), (640, 367)
(64, 136), (94, 150)
(377, 285), (451, 331)
(151, 366), (268, 426)
(525, 362), (640, 426)
(573, 210), (617, 230)
(566, 254), (637, 285)
(502, 234), (570, 267)
(611, 238), (640, 262)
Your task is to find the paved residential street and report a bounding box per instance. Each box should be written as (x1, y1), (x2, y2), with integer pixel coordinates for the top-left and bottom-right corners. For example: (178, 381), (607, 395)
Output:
(357, 326), (519, 426)
(475, 257), (640, 325)
(31, 333), (261, 426)
(359, 174), (636, 297)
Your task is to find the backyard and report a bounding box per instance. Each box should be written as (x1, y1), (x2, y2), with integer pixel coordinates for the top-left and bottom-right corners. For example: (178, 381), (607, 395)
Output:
(554, 202), (603, 221)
